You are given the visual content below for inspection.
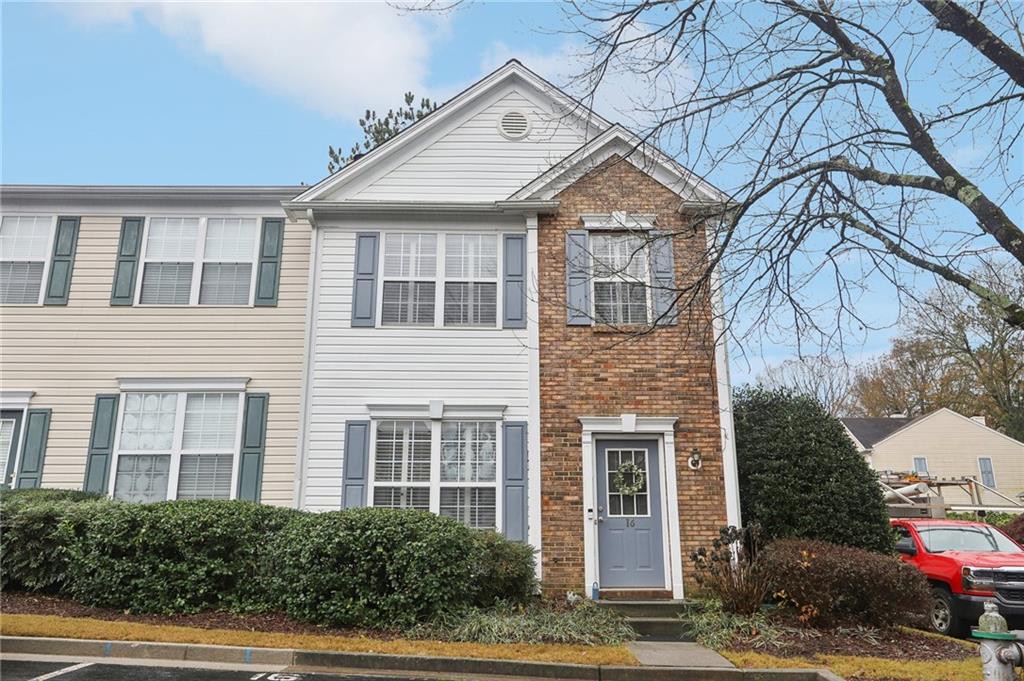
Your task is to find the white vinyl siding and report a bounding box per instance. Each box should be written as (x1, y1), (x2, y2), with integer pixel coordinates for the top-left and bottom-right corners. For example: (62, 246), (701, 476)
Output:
(0, 215), (54, 304)
(591, 233), (650, 325)
(138, 216), (259, 306)
(113, 391), (242, 502)
(370, 418), (499, 529)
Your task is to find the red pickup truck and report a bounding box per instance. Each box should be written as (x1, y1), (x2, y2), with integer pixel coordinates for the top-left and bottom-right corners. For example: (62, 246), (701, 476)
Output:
(892, 518), (1024, 636)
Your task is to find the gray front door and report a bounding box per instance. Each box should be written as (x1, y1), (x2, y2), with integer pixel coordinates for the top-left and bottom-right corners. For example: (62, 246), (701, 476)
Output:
(597, 439), (665, 588)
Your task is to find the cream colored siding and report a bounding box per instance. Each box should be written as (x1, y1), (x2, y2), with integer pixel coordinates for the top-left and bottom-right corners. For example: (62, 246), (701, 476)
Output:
(0, 214), (310, 505)
(870, 409), (1024, 505)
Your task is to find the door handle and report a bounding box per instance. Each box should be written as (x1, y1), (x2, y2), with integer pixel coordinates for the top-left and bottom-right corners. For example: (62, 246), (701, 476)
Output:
(597, 516), (605, 523)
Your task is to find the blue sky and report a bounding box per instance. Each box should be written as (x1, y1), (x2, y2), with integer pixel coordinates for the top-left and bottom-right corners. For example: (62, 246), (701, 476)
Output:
(2, 1), (912, 379)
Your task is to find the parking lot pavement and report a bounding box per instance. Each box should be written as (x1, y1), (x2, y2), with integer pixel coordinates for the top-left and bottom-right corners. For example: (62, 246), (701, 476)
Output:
(1, 660), (448, 681)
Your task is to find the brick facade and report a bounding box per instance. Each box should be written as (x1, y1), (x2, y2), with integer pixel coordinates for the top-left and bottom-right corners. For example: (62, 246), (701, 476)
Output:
(537, 156), (729, 595)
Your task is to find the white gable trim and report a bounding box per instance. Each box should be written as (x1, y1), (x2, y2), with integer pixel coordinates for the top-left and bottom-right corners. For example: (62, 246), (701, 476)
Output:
(292, 61), (610, 204)
(508, 125), (730, 204)
(841, 422), (869, 452)
(872, 407), (1024, 450)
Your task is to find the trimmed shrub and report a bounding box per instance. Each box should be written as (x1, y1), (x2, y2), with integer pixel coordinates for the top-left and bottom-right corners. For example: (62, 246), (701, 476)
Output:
(62, 499), (297, 613)
(407, 600), (635, 645)
(262, 508), (510, 628)
(734, 386), (894, 553)
(761, 538), (930, 626)
(471, 530), (537, 607)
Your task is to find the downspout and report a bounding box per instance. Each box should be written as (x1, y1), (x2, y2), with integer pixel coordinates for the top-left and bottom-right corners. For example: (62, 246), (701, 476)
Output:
(292, 207), (319, 509)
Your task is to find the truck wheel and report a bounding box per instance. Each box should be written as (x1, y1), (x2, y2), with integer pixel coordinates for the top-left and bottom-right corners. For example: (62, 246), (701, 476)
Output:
(930, 587), (965, 637)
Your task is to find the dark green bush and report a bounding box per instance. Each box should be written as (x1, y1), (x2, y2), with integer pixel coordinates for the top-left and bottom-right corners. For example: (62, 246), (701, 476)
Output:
(263, 508), (489, 628)
(734, 386), (894, 553)
(1004, 514), (1024, 545)
(470, 530), (537, 607)
(62, 499), (297, 613)
(761, 538), (930, 626)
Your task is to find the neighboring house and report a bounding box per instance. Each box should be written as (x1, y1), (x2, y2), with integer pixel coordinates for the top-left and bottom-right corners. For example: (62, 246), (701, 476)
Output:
(0, 60), (740, 599)
(842, 408), (1024, 505)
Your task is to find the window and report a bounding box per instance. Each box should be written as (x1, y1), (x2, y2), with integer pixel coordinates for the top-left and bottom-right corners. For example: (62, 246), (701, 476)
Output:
(113, 391), (241, 502)
(0, 216), (54, 304)
(605, 448), (650, 516)
(381, 234), (436, 325)
(444, 234), (498, 326)
(591, 233), (649, 325)
(138, 217), (259, 305)
(913, 457), (929, 475)
(370, 419), (499, 529)
(979, 457), (997, 488)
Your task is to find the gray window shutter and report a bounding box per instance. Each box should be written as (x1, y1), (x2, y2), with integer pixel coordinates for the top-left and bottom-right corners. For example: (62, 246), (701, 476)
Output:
(565, 230), (591, 325)
(502, 421), (528, 542)
(254, 218), (284, 306)
(16, 409), (51, 489)
(649, 230), (678, 325)
(351, 233), (379, 327)
(83, 394), (119, 493)
(342, 420), (370, 508)
(43, 216), (80, 305)
(110, 217), (144, 305)
(503, 234), (527, 329)
(236, 393), (269, 502)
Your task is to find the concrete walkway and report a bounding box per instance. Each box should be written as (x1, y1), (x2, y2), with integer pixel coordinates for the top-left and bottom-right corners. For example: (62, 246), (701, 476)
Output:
(628, 641), (736, 668)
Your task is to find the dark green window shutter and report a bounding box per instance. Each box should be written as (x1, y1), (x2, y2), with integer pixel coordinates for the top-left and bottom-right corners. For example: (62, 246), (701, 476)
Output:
(649, 231), (678, 325)
(565, 230), (591, 325)
(110, 217), (144, 305)
(502, 422), (528, 542)
(342, 421), (370, 508)
(83, 394), (119, 494)
(254, 218), (284, 306)
(237, 393), (269, 502)
(351, 233), (379, 327)
(16, 409), (51, 489)
(502, 234), (526, 329)
(43, 216), (80, 305)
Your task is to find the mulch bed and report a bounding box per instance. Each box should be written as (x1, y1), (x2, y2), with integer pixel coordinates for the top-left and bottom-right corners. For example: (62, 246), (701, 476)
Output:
(729, 620), (974, 662)
(1, 591), (387, 639)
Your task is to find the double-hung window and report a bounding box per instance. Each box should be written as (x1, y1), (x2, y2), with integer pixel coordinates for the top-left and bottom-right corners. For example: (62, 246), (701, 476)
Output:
(381, 234), (437, 325)
(370, 419), (499, 529)
(443, 235), (498, 326)
(0, 215), (54, 304)
(138, 217), (259, 305)
(591, 233), (649, 325)
(112, 391), (242, 502)
(978, 457), (996, 488)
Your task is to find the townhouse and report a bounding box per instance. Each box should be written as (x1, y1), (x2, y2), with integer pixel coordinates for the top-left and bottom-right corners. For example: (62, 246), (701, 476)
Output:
(0, 61), (740, 598)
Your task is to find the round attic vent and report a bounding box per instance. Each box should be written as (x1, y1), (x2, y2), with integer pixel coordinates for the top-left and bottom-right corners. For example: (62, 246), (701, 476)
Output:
(499, 110), (530, 139)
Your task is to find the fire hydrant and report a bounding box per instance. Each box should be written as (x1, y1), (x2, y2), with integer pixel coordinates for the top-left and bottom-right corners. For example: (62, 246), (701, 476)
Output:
(972, 601), (1024, 681)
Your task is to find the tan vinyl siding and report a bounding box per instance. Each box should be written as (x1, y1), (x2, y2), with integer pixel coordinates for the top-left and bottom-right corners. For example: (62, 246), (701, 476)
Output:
(870, 409), (1024, 505)
(0, 214), (310, 506)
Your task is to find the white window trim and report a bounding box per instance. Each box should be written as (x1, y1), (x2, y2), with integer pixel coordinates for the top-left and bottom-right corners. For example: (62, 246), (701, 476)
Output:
(0, 391), (33, 488)
(978, 456), (997, 488)
(133, 215), (262, 307)
(366, 402), (507, 421)
(589, 232), (653, 325)
(375, 230), (506, 329)
(107, 388), (246, 501)
(367, 415), (504, 531)
(581, 212), (656, 231)
(0, 214), (57, 306)
(913, 456), (929, 475)
(117, 377), (250, 393)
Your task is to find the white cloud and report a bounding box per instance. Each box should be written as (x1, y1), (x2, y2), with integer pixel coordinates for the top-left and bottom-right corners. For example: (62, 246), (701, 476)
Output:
(56, 2), (442, 119)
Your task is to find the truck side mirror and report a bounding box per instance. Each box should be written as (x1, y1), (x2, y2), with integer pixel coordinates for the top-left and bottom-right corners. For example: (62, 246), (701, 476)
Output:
(896, 543), (917, 556)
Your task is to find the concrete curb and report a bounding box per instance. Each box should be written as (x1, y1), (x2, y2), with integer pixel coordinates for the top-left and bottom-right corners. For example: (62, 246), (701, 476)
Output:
(0, 636), (845, 680)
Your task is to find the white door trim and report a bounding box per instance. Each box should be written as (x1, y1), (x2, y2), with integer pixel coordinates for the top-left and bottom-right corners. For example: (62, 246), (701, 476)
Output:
(579, 414), (683, 599)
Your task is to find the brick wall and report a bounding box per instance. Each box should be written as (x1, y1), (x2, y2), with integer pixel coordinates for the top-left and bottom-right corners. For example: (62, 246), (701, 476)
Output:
(537, 156), (729, 595)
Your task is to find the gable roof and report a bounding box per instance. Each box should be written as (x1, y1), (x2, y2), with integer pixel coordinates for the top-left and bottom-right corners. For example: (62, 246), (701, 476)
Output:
(840, 416), (915, 449)
(870, 407), (1024, 450)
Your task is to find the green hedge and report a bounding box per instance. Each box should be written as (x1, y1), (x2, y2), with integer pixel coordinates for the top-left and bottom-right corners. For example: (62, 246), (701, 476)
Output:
(0, 489), (536, 626)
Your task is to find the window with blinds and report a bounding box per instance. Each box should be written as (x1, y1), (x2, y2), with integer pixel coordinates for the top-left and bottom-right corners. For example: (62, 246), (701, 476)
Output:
(113, 390), (241, 502)
(444, 234), (497, 326)
(591, 233), (649, 325)
(138, 216), (258, 305)
(381, 234), (436, 325)
(0, 215), (53, 304)
(371, 419), (498, 530)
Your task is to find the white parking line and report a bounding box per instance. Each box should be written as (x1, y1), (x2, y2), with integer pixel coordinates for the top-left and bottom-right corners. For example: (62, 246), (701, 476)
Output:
(27, 662), (94, 681)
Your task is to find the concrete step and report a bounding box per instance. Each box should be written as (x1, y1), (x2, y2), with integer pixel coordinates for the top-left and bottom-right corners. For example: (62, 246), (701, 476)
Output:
(595, 599), (693, 618)
(626, 616), (695, 641)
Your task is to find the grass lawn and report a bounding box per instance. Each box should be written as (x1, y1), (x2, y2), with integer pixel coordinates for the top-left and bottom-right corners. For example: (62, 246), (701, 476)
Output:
(0, 613), (636, 667)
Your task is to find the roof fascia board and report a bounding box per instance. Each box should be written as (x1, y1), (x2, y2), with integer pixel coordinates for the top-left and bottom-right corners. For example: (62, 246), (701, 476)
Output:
(1, 185), (303, 202)
(941, 407), (1024, 448)
(292, 62), (610, 204)
(283, 199), (560, 222)
(840, 422), (868, 451)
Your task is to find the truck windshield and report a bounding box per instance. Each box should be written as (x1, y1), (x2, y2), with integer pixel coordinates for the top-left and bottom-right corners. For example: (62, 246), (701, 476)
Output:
(918, 526), (1022, 553)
